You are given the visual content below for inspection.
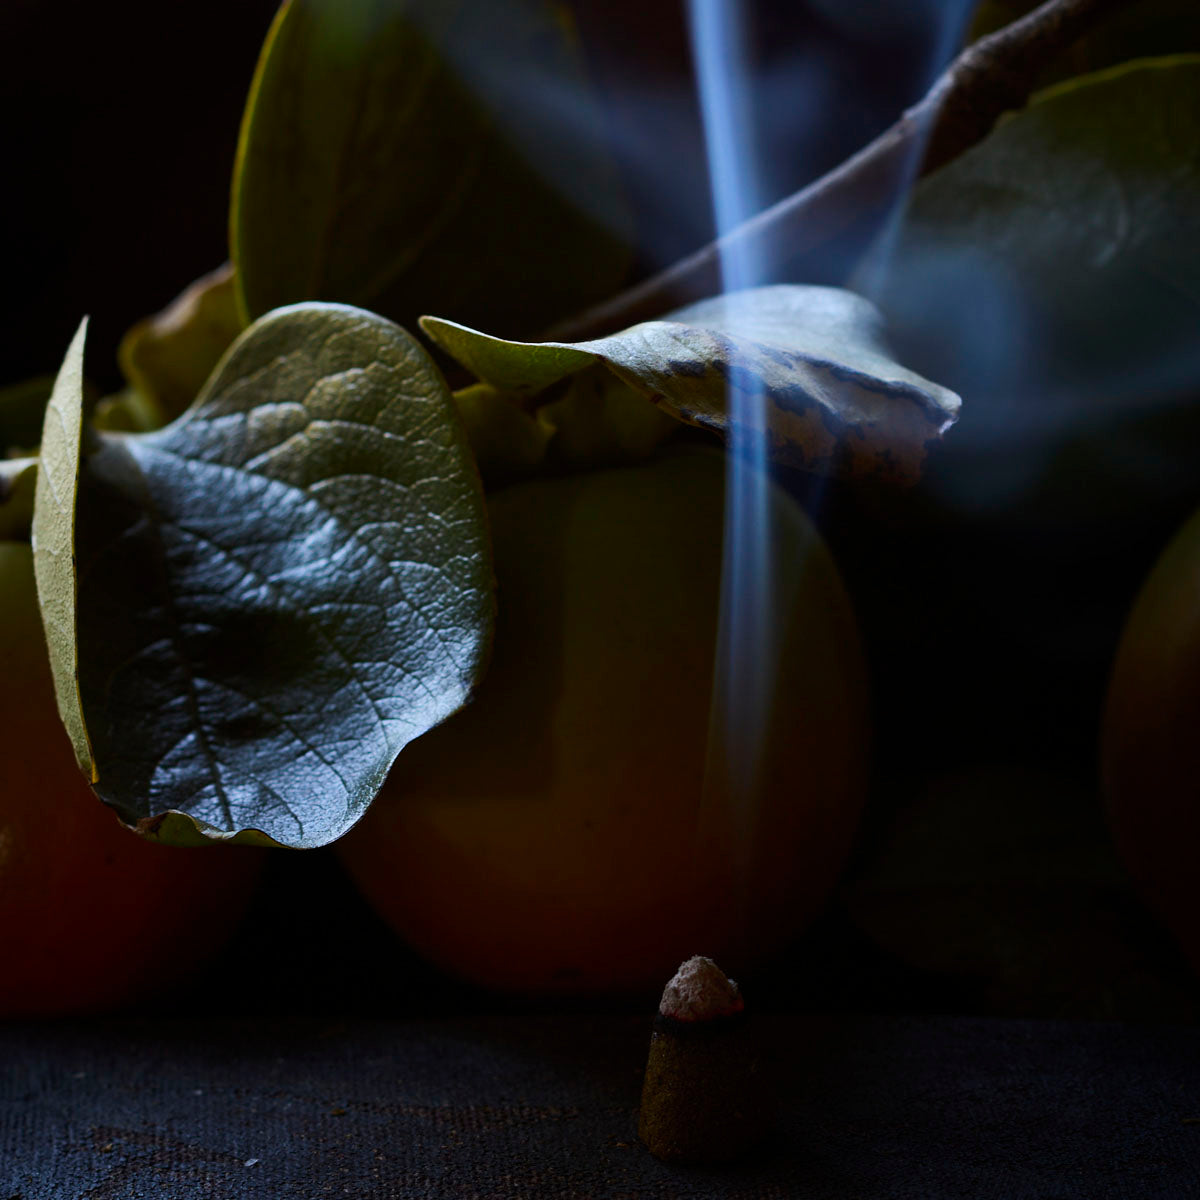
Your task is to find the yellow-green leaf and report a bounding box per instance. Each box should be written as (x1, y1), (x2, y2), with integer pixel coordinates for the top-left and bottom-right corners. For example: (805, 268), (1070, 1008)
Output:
(30, 318), (96, 781)
(232, 0), (630, 339)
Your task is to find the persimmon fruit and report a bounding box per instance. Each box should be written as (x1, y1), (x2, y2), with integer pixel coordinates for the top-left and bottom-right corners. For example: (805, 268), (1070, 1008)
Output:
(337, 448), (870, 996)
(0, 540), (263, 1017)
(1102, 507), (1200, 974)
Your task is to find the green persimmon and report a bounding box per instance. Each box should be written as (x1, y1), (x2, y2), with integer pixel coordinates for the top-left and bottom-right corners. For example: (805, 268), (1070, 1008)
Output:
(338, 449), (870, 996)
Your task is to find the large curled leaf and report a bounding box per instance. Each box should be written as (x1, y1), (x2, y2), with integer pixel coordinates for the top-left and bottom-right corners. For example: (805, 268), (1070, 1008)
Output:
(30, 319), (95, 779)
(876, 56), (1200, 511)
(232, 0), (630, 340)
(881, 57), (1200, 416)
(65, 303), (493, 848)
(424, 285), (962, 482)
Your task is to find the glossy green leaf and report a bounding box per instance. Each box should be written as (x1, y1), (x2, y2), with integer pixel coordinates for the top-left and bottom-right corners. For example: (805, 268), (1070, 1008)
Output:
(69, 302), (493, 848)
(424, 284), (962, 482)
(30, 318), (96, 780)
(232, 0), (630, 340)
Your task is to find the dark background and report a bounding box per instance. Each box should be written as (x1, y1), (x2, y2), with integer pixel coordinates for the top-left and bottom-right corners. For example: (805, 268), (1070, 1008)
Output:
(0, 0), (964, 391)
(4, 0), (1200, 1023)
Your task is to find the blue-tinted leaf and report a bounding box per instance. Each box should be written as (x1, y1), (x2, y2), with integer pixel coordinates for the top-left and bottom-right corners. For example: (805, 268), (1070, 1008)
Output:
(68, 303), (493, 848)
(425, 284), (961, 482)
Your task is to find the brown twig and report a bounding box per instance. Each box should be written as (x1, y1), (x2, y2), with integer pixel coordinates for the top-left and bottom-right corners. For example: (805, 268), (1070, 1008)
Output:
(548, 0), (1131, 342)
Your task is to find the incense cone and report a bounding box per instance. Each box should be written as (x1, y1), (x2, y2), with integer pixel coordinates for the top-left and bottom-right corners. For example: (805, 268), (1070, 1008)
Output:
(637, 956), (773, 1164)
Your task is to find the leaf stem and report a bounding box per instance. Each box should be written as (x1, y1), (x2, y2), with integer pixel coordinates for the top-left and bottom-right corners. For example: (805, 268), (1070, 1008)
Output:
(548, 0), (1132, 341)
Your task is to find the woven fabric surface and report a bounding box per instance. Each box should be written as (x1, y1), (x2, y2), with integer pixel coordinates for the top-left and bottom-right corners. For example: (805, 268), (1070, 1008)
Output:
(3, 1013), (1199, 1199)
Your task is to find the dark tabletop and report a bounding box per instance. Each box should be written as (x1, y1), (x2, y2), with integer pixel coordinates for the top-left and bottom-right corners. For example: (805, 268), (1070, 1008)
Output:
(5, 1012), (1200, 1199)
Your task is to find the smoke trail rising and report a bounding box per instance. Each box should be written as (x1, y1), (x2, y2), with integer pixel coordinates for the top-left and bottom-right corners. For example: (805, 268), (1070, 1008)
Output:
(685, 1), (971, 920)
(688, 0), (775, 879)
(853, 0), (976, 301)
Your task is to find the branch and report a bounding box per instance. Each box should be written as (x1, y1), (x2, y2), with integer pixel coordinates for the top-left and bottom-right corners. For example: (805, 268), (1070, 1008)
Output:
(549, 0), (1131, 342)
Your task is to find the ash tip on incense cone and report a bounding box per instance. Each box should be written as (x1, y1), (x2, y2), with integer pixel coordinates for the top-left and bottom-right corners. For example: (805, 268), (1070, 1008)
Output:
(659, 955), (744, 1023)
(638, 956), (773, 1165)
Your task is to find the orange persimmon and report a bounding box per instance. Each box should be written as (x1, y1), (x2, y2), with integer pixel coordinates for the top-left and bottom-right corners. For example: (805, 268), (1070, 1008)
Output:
(1103, 508), (1200, 975)
(0, 540), (262, 1017)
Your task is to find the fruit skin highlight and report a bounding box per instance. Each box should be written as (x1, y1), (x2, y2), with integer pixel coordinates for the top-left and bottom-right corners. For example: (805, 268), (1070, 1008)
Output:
(338, 448), (869, 996)
(0, 540), (263, 1017)
(1103, 508), (1200, 976)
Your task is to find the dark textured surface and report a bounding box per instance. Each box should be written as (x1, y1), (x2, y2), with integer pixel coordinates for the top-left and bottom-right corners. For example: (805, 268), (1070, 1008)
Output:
(4, 1013), (1200, 1198)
